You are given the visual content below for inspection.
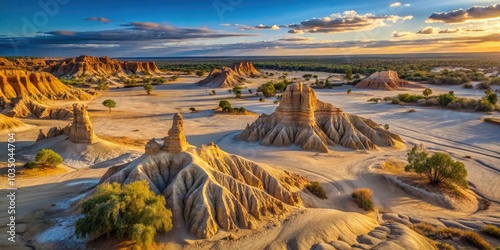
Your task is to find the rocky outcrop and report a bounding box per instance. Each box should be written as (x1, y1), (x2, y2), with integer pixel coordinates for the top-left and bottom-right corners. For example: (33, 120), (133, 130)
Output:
(100, 113), (307, 238)
(197, 62), (260, 88)
(355, 71), (423, 90)
(0, 68), (93, 119)
(69, 104), (99, 143)
(237, 83), (403, 152)
(36, 104), (98, 143)
(231, 62), (261, 77)
(197, 67), (244, 88)
(5, 95), (73, 119)
(0, 114), (22, 130)
(0, 68), (93, 106)
(42, 55), (162, 78)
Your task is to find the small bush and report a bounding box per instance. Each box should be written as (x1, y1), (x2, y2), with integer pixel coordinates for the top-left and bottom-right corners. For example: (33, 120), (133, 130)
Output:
(476, 81), (491, 90)
(351, 188), (375, 211)
(383, 96), (393, 102)
(35, 149), (63, 167)
(398, 93), (424, 103)
(306, 181), (327, 199)
(273, 100), (279, 104)
(24, 161), (38, 169)
(481, 224), (500, 237)
(463, 82), (473, 89)
(407, 109), (417, 113)
(189, 107), (197, 113)
(211, 90), (216, 95)
(461, 230), (492, 249)
(219, 100), (232, 112)
(259, 97), (265, 102)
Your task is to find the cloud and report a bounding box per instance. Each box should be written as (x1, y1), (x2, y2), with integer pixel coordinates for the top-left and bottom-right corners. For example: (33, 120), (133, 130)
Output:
(439, 28), (460, 34)
(85, 17), (113, 24)
(390, 2), (410, 8)
(288, 29), (304, 34)
(392, 31), (414, 38)
(239, 24), (280, 30)
(292, 11), (413, 33)
(277, 37), (314, 42)
(465, 29), (485, 32)
(427, 3), (500, 23)
(219, 23), (231, 26)
(390, 2), (401, 8)
(417, 26), (436, 34)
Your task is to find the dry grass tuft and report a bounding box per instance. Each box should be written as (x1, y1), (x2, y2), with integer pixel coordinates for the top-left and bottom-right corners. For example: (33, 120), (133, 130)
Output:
(461, 230), (492, 250)
(481, 224), (500, 238)
(306, 181), (327, 199)
(411, 223), (493, 250)
(351, 188), (375, 211)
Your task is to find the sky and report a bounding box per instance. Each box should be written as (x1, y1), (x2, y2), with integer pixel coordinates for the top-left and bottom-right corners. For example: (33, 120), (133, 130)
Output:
(0, 0), (499, 57)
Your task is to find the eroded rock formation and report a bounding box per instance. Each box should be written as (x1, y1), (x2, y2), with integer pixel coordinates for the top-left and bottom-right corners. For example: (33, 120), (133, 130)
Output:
(100, 113), (307, 238)
(43, 55), (162, 78)
(237, 83), (403, 152)
(230, 62), (261, 77)
(0, 114), (22, 130)
(36, 104), (98, 143)
(355, 71), (423, 90)
(197, 62), (260, 88)
(5, 95), (73, 119)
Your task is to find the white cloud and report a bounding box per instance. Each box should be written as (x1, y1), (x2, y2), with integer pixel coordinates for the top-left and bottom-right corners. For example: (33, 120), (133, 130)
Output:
(390, 2), (402, 8)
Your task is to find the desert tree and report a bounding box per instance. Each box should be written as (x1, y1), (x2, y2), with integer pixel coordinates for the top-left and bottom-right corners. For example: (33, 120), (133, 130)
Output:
(35, 149), (63, 167)
(219, 100), (232, 112)
(102, 99), (116, 113)
(423, 88), (433, 98)
(143, 84), (154, 95)
(405, 144), (468, 188)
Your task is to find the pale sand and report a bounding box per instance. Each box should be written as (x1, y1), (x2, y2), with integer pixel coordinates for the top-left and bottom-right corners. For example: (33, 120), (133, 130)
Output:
(0, 70), (498, 248)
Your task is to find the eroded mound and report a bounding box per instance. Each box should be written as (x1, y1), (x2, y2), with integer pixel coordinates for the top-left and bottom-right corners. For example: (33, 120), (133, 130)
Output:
(43, 55), (162, 78)
(99, 113), (307, 238)
(355, 70), (423, 90)
(197, 62), (260, 88)
(238, 83), (404, 152)
(0, 114), (22, 130)
(6, 95), (73, 119)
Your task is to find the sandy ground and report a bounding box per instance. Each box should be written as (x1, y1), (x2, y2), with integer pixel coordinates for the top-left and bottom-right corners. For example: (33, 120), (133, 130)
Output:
(0, 70), (499, 249)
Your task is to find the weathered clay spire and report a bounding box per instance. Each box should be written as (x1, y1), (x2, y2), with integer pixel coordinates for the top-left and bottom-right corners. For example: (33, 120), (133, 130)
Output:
(162, 112), (189, 153)
(69, 104), (98, 143)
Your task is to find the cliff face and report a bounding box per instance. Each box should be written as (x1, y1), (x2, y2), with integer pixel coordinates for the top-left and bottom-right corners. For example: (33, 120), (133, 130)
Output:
(237, 83), (404, 152)
(101, 113), (307, 239)
(0, 68), (93, 119)
(355, 70), (423, 90)
(43, 56), (162, 77)
(197, 62), (260, 88)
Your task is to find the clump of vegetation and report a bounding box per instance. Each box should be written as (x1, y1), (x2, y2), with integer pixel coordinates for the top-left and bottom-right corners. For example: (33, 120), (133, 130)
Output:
(306, 181), (327, 199)
(219, 100), (232, 112)
(170, 75), (179, 81)
(423, 88), (433, 98)
(438, 91), (457, 107)
(476, 81), (491, 90)
(258, 82), (277, 97)
(411, 223), (492, 250)
(347, 88), (352, 95)
(368, 98), (382, 103)
(189, 107), (197, 113)
(351, 188), (375, 211)
(211, 90), (216, 95)
(102, 99), (117, 113)
(25, 149), (63, 169)
(405, 144), (468, 188)
(481, 224), (500, 237)
(75, 180), (173, 247)
(384, 124), (390, 131)
(463, 82), (473, 89)
(143, 84), (154, 95)
(195, 70), (206, 77)
(97, 77), (109, 90)
(233, 86), (243, 98)
(273, 100), (279, 104)
(398, 93), (425, 103)
(259, 97), (265, 102)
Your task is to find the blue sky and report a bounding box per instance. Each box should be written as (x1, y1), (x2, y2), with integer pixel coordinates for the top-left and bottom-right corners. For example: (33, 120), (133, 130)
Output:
(0, 0), (499, 57)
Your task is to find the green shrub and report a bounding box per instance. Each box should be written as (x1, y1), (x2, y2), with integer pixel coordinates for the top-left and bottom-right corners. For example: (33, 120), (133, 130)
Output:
(258, 82), (276, 97)
(143, 84), (154, 95)
(383, 96), (393, 102)
(423, 88), (433, 98)
(463, 82), (473, 89)
(481, 224), (500, 237)
(405, 144), (468, 188)
(219, 100), (232, 112)
(438, 92), (457, 107)
(398, 93), (424, 103)
(35, 149), (63, 167)
(211, 90), (216, 95)
(102, 99), (116, 113)
(75, 180), (172, 247)
(259, 97), (265, 102)
(306, 181), (327, 199)
(351, 188), (374, 211)
(24, 161), (38, 169)
(476, 81), (491, 90)
(189, 107), (197, 113)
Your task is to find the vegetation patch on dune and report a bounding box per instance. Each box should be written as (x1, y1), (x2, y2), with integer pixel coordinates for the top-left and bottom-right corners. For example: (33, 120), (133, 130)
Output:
(411, 222), (492, 250)
(351, 188), (375, 211)
(306, 181), (327, 199)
